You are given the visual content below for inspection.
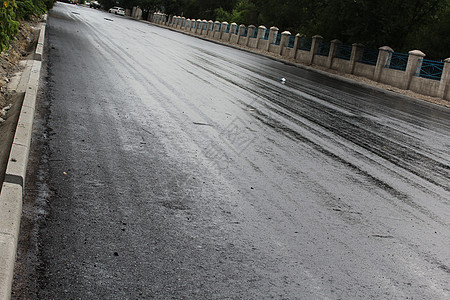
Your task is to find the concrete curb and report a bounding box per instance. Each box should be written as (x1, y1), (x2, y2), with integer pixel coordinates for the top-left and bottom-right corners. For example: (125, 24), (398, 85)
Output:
(0, 18), (46, 300)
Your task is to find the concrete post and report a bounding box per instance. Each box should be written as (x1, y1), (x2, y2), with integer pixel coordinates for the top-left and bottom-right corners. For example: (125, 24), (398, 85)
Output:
(192, 19), (199, 33)
(290, 33), (301, 58)
(267, 26), (279, 51)
(247, 25), (256, 46)
(326, 39), (341, 68)
(230, 23), (238, 35)
(257, 25), (266, 39)
(237, 24), (246, 44)
(221, 22), (229, 41)
(349, 43), (364, 74)
(374, 46), (393, 82)
(185, 19), (190, 31)
(194, 19), (201, 33)
(256, 25), (266, 49)
(213, 21), (221, 39)
(405, 50), (426, 90)
(280, 31), (291, 56)
(200, 20), (207, 35)
(208, 20), (214, 36)
(181, 17), (186, 29)
(309, 35), (323, 65)
(438, 58), (450, 99)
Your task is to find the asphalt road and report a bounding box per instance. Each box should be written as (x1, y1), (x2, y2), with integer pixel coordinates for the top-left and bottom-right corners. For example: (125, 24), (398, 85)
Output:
(13, 2), (450, 299)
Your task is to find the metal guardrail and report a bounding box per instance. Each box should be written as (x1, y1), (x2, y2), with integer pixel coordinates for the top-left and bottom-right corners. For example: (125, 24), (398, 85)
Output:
(287, 36), (295, 48)
(261, 29), (269, 40)
(298, 37), (312, 51)
(386, 52), (408, 71)
(358, 48), (379, 65)
(336, 44), (352, 60)
(316, 41), (330, 56)
(418, 59), (444, 81)
(252, 28), (258, 38)
(241, 27), (248, 37)
(225, 24), (230, 33)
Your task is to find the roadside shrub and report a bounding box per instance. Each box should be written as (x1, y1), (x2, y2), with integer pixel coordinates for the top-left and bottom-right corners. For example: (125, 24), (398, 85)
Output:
(0, 0), (20, 52)
(16, 0), (35, 20)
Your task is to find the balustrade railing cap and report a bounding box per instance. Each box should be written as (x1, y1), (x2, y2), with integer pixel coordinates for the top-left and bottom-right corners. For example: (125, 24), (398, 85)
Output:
(312, 35), (323, 39)
(248, 25), (256, 28)
(352, 43), (364, 47)
(408, 50), (426, 57)
(202, 19), (207, 22)
(214, 20), (220, 23)
(281, 31), (291, 35)
(379, 46), (393, 52)
(445, 58), (450, 63)
(231, 22), (237, 25)
(331, 39), (342, 44)
(296, 33), (304, 37)
(208, 20), (213, 22)
(221, 21), (228, 24)
(239, 24), (246, 27)
(270, 26), (279, 30)
(258, 25), (267, 29)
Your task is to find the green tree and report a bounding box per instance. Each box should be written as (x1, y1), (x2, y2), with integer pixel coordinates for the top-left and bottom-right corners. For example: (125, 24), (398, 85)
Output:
(0, 0), (19, 52)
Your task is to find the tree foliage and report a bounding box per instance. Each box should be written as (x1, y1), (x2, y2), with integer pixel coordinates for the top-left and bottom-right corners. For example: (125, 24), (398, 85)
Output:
(1, 0), (55, 53)
(119, 0), (449, 59)
(1, 0), (20, 52)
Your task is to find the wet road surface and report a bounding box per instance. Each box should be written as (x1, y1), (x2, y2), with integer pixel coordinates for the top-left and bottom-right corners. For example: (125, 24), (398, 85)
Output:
(14, 2), (450, 299)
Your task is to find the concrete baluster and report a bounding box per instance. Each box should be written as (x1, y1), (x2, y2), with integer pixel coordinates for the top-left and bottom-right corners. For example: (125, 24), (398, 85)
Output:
(247, 25), (256, 47)
(405, 50), (426, 90)
(280, 31), (291, 56)
(327, 39), (341, 68)
(309, 35), (323, 65)
(374, 46), (393, 82)
(349, 43), (364, 74)
(438, 58), (450, 99)
(221, 22), (229, 41)
(267, 26), (279, 51)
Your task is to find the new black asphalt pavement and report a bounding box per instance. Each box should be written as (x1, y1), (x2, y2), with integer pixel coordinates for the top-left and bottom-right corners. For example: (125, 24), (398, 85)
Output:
(13, 2), (450, 299)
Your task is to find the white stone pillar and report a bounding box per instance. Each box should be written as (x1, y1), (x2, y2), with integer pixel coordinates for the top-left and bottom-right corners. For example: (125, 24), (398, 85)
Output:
(405, 50), (426, 90)
(438, 58), (450, 99)
(374, 46), (393, 82)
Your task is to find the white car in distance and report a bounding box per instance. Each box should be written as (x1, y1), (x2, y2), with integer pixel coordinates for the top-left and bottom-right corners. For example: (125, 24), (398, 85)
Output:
(108, 6), (125, 15)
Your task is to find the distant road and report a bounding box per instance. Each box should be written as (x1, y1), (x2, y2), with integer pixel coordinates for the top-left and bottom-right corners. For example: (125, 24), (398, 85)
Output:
(14, 2), (450, 299)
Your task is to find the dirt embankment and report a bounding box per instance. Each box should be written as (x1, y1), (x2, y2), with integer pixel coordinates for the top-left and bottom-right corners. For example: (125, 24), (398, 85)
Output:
(0, 19), (39, 112)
